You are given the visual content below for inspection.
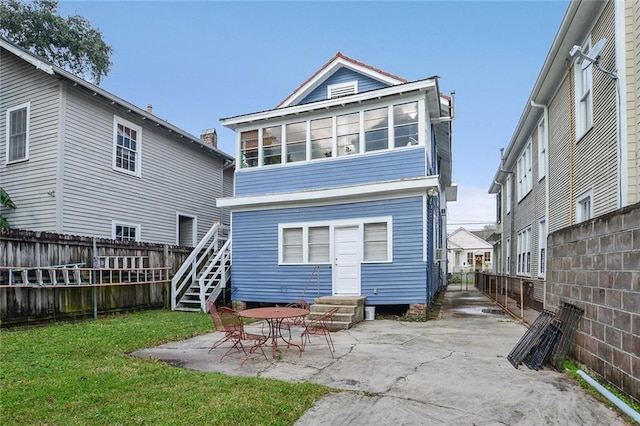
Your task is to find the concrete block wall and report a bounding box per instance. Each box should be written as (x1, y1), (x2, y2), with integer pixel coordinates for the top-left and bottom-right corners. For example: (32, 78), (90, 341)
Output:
(546, 202), (640, 403)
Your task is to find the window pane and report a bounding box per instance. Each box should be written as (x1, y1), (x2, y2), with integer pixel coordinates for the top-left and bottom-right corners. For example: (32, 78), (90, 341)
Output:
(240, 130), (259, 168)
(364, 107), (388, 152)
(8, 107), (28, 162)
(286, 122), (306, 163)
(308, 226), (329, 263)
(337, 113), (359, 156)
(282, 228), (303, 263)
(394, 102), (419, 148)
(363, 222), (388, 261)
(263, 126), (281, 166)
(311, 117), (332, 159)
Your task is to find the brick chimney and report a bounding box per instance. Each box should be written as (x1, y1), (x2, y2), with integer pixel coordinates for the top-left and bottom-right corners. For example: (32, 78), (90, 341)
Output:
(200, 128), (217, 148)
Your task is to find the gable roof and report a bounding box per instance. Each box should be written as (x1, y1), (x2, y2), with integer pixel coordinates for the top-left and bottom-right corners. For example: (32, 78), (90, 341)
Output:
(0, 38), (234, 162)
(276, 52), (408, 109)
(447, 228), (493, 250)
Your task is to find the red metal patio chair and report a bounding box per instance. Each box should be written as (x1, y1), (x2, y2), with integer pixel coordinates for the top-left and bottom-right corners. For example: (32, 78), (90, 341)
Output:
(206, 300), (240, 352)
(300, 307), (338, 357)
(214, 306), (268, 364)
(280, 299), (310, 340)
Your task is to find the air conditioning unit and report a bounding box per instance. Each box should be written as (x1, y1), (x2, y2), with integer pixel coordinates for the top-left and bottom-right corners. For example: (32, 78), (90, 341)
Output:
(435, 248), (447, 261)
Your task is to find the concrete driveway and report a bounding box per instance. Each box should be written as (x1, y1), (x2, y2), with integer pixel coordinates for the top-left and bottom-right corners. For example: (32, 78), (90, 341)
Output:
(132, 285), (629, 425)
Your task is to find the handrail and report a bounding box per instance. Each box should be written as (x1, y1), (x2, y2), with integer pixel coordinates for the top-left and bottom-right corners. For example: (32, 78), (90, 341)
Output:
(171, 223), (221, 310)
(200, 238), (232, 311)
(300, 265), (321, 299)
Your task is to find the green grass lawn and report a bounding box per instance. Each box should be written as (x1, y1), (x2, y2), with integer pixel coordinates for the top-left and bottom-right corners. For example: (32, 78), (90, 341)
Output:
(0, 310), (334, 425)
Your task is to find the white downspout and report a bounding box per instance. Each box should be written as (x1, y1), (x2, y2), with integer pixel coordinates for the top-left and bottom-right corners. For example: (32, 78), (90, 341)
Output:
(531, 100), (549, 308)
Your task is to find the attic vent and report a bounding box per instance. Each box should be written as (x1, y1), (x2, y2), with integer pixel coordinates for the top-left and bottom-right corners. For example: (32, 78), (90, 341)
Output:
(328, 81), (358, 99)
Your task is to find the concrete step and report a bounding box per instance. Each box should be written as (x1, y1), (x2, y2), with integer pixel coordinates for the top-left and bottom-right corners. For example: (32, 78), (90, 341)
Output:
(308, 297), (366, 330)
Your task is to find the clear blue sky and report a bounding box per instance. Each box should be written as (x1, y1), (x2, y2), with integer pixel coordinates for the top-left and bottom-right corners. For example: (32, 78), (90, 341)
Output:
(59, 0), (569, 231)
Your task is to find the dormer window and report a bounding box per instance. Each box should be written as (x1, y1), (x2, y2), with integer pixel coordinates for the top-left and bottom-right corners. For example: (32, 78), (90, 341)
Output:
(328, 81), (358, 99)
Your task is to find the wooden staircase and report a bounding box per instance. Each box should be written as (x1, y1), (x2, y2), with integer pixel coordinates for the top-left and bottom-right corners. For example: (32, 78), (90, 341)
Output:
(171, 224), (231, 313)
(308, 296), (366, 330)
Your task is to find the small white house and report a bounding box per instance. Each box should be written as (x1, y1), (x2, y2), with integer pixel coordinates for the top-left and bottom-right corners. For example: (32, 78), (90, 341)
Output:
(447, 228), (492, 273)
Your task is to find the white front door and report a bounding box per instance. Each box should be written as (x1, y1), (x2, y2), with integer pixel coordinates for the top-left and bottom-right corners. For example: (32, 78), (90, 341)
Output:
(333, 226), (361, 295)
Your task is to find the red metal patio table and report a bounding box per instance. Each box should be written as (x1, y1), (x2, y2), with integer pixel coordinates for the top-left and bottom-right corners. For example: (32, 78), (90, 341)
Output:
(238, 307), (309, 359)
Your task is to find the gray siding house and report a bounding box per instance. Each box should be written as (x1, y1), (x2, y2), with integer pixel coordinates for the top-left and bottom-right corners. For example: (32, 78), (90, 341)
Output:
(0, 39), (234, 245)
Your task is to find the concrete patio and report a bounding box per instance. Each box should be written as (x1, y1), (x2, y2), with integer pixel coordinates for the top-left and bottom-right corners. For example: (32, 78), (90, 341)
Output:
(131, 285), (629, 425)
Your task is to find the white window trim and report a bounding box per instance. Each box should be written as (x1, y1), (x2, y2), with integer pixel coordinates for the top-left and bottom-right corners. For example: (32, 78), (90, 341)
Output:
(278, 216), (393, 265)
(112, 116), (142, 177)
(235, 96), (424, 171)
(175, 212), (197, 246)
(5, 102), (30, 164)
(327, 81), (358, 99)
(112, 220), (141, 242)
(506, 175), (512, 213)
(516, 226), (532, 277)
(537, 118), (546, 180)
(573, 38), (593, 141)
(538, 218), (546, 278)
(516, 142), (532, 202)
(505, 238), (511, 274)
(575, 189), (593, 223)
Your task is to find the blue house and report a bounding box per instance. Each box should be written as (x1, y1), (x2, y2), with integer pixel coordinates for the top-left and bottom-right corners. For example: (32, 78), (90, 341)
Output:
(216, 53), (455, 314)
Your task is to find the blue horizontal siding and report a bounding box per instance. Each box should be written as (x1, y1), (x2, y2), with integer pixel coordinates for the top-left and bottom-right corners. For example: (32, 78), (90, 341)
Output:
(236, 147), (426, 196)
(230, 196), (428, 305)
(299, 68), (391, 105)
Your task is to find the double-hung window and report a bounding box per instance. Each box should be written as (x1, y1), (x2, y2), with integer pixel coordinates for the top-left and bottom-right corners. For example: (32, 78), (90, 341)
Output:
(112, 221), (140, 242)
(285, 122), (306, 163)
(538, 218), (546, 277)
(311, 117), (332, 159)
(337, 112), (360, 156)
(575, 189), (593, 223)
(574, 39), (593, 139)
(263, 126), (282, 165)
(6, 103), (30, 163)
(393, 102), (419, 148)
(506, 239), (511, 274)
(516, 227), (531, 276)
(517, 142), (532, 201)
(240, 130), (259, 168)
(364, 107), (388, 152)
(537, 118), (547, 180)
(113, 117), (142, 176)
(363, 222), (388, 262)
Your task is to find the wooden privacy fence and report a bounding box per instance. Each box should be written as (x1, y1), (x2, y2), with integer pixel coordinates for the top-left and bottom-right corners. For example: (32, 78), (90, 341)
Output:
(0, 229), (192, 326)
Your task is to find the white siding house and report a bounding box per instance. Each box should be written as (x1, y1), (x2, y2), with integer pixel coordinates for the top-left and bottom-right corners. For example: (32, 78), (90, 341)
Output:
(447, 228), (493, 273)
(0, 39), (234, 245)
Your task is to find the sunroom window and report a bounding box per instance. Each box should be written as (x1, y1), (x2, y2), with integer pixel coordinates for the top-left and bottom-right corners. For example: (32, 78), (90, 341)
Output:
(263, 125), (282, 166)
(337, 112), (360, 156)
(311, 117), (332, 159)
(285, 122), (306, 163)
(240, 130), (259, 168)
(393, 102), (418, 148)
(364, 107), (388, 152)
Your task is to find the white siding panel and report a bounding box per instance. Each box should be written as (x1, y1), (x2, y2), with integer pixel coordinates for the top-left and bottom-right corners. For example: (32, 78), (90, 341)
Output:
(0, 50), (59, 231)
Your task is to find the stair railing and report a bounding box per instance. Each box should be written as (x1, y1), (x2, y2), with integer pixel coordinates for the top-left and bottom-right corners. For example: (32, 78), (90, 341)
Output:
(200, 238), (232, 311)
(171, 223), (222, 310)
(300, 264), (322, 300)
